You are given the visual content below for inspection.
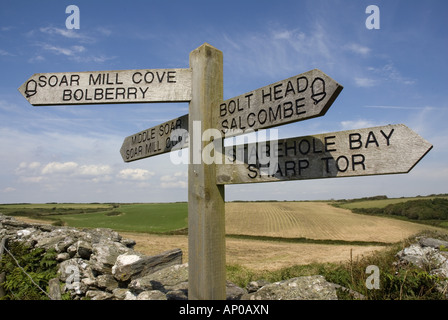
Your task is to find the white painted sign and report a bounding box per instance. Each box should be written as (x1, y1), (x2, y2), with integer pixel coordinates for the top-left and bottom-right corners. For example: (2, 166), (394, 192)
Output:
(214, 69), (343, 137)
(216, 124), (433, 184)
(18, 68), (192, 106)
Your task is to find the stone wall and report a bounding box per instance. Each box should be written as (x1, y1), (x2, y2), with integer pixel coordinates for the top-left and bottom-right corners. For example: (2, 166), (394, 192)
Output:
(2, 213), (447, 300)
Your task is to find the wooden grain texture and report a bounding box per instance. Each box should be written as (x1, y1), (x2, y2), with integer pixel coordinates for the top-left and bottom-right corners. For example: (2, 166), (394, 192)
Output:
(18, 68), (192, 105)
(214, 69), (343, 137)
(188, 43), (226, 300)
(217, 124), (433, 184)
(120, 114), (189, 162)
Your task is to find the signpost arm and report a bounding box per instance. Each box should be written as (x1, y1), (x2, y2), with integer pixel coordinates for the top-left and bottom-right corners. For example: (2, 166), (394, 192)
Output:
(188, 43), (226, 300)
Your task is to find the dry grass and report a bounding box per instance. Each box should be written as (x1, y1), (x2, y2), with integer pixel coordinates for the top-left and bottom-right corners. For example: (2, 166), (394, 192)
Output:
(225, 201), (442, 243)
(14, 202), (447, 272)
(121, 232), (385, 271)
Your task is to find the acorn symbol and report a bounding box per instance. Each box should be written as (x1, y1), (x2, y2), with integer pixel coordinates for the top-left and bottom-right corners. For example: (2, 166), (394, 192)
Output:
(311, 77), (326, 105)
(25, 79), (37, 98)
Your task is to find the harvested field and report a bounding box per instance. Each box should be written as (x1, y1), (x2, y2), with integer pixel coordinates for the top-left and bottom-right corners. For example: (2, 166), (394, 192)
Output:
(121, 232), (385, 271)
(225, 201), (443, 243)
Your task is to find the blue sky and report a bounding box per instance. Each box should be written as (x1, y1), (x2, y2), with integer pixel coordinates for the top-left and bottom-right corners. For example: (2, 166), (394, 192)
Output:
(0, 0), (447, 203)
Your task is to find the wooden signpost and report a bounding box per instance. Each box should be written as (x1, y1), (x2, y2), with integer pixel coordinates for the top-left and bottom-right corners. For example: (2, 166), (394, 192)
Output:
(215, 68), (343, 137)
(19, 43), (433, 301)
(120, 114), (189, 162)
(18, 68), (192, 105)
(217, 124), (433, 184)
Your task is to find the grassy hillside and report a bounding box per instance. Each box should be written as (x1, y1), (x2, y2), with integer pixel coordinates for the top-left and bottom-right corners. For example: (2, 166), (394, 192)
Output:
(2, 196), (447, 240)
(334, 195), (448, 228)
(0, 202), (188, 234)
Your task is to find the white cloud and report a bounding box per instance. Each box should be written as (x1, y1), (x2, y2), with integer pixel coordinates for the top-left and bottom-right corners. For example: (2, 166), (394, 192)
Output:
(40, 43), (86, 56)
(354, 77), (378, 88)
(78, 164), (112, 176)
(41, 161), (78, 175)
(160, 171), (187, 189)
(340, 120), (377, 130)
(367, 63), (415, 85)
(19, 176), (45, 183)
(161, 181), (187, 189)
(39, 27), (92, 42)
(2, 187), (16, 193)
(117, 168), (155, 181)
(0, 49), (13, 56)
(345, 43), (371, 56)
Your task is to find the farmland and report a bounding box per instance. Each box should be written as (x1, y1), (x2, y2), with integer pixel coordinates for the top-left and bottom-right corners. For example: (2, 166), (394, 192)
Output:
(2, 196), (447, 271)
(225, 201), (443, 243)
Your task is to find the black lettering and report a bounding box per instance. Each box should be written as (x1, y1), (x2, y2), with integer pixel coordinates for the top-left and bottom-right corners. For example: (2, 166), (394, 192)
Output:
(38, 75), (47, 87)
(321, 157), (332, 173)
(220, 103), (227, 117)
(365, 131), (379, 148)
(262, 88), (272, 104)
(132, 72), (142, 84)
(285, 161), (296, 176)
(73, 89), (83, 101)
(349, 133), (362, 149)
(245, 93), (253, 109)
(298, 159), (309, 175)
(94, 88), (103, 100)
(230, 118), (237, 130)
(284, 140), (296, 157)
(70, 75), (80, 86)
(352, 154), (365, 171)
(298, 139), (310, 155)
(273, 84), (283, 100)
(84, 89), (92, 101)
(237, 98), (244, 111)
(105, 74), (113, 85)
(62, 89), (71, 101)
(313, 138), (322, 153)
(238, 116), (246, 130)
(325, 136), (337, 152)
(48, 75), (58, 87)
(248, 164), (258, 179)
(59, 75), (68, 86)
(144, 72), (154, 83)
(221, 119), (228, 134)
(115, 73), (123, 84)
(380, 129), (394, 146)
(156, 71), (166, 82)
(285, 80), (295, 96)
(295, 97), (306, 116)
(228, 100), (236, 114)
(105, 88), (114, 100)
(89, 73), (101, 85)
(297, 76), (308, 93)
(247, 113), (256, 127)
(139, 87), (148, 99)
(167, 71), (176, 83)
(273, 142), (282, 159)
(258, 109), (267, 125)
(127, 87), (137, 99)
(269, 105), (281, 122)
(116, 87), (126, 99)
(336, 155), (349, 172)
(283, 101), (293, 118)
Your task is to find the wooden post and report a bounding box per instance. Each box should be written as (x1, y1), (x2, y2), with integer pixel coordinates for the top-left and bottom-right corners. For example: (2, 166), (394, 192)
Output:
(188, 43), (226, 300)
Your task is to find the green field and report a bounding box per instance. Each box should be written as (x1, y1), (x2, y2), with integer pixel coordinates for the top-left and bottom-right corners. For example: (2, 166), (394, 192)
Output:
(334, 195), (448, 210)
(0, 202), (188, 234)
(1, 195), (447, 234)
